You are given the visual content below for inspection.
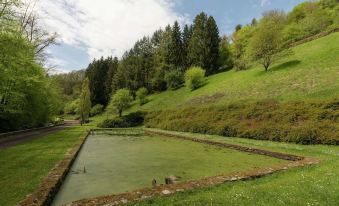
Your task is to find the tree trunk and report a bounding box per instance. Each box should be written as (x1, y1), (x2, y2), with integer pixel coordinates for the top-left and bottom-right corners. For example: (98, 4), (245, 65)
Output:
(119, 110), (122, 117)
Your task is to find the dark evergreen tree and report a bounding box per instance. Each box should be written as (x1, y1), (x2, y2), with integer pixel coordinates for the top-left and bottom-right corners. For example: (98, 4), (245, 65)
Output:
(182, 24), (193, 69)
(169, 21), (183, 68)
(105, 57), (118, 100)
(188, 12), (220, 75)
(251, 18), (258, 26)
(235, 24), (242, 32)
(205, 16), (220, 75)
(188, 12), (208, 70)
(86, 57), (116, 106)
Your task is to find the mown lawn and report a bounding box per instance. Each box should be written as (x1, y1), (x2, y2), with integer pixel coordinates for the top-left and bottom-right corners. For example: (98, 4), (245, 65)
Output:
(131, 32), (339, 111)
(128, 129), (339, 206)
(0, 127), (87, 206)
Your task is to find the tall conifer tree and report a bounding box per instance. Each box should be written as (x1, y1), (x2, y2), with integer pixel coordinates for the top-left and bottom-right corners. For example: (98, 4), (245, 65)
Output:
(169, 21), (183, 68)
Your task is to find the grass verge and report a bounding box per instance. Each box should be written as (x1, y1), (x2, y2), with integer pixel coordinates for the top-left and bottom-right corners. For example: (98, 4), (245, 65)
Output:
(0, 127), (87, 206)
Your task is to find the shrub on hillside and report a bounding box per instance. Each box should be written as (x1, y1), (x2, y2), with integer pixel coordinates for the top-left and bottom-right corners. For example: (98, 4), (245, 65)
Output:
(98, 111), (146, 128)
(90, 104), (104, 117)
(145, 99), (339, 145)
(185, 67), (206, 90)
(136, 87), (148, 105)
(165, 70), (184, 90)
(107, 89), (132, 117)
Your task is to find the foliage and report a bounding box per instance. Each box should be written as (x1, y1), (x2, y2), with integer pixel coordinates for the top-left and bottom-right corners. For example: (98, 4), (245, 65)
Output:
(231, 25), (255, 71)
(64, 99), (79, 115)
(54, 70), (85, 99)
(133, 32), (339, 111)
(86, 57), (118, 106)
(136, 87), (148, 105)
(90, 104), (104, 117)
(98, 111), (145, 128)
(188, 12), (220, 75)
(164, 69), (184, 90)
(219, 36), (234, 71)
(0, 32), (61, 132)
(185, 67), (206, 90)
(248, 14), (291, 71)
(107, 89), (132, 117)
(145, 99), (339, 145)
(79, 78), (91, 124)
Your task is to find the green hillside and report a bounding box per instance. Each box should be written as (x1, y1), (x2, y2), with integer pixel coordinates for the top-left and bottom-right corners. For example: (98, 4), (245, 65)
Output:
(134, 32), (339, 111)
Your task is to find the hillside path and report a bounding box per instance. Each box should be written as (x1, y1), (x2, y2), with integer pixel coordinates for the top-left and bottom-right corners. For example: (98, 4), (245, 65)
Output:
(0, 120), (79, 149)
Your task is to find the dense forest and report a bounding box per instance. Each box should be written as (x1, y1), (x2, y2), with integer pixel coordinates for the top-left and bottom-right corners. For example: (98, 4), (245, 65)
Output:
(0, 0), (62, 132)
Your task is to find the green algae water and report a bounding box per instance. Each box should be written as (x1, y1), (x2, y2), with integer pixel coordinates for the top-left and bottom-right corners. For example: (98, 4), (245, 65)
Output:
(52, 131), (286, 205)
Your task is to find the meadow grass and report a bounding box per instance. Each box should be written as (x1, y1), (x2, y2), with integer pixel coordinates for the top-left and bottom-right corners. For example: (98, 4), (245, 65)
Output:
(0, 127), (87, 206)
(131, 32), (339, 111)
(127, 129), (339, 206)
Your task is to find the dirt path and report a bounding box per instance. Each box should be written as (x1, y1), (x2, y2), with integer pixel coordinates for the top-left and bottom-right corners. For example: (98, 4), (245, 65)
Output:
(0, 120), (79, 149)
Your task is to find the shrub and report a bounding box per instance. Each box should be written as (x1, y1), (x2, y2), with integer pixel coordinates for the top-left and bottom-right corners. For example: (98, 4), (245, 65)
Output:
(107, 89), (132, 117)
(98, 111), (146, 128)
(164, 70), (184, 90)
(136, 87), (148, 105)
(64, 99), (79, 115)
(90, 104), (104, 117)
(97, 118), (130, 128)
(184, 67), (206, 90)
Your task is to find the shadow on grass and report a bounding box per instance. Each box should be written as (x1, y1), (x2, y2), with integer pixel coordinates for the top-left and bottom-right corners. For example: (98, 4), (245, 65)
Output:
(256, 60), (301, 76)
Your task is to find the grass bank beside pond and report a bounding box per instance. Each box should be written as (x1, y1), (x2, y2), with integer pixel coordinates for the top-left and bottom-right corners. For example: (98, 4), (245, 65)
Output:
(0, 127), (87, 206)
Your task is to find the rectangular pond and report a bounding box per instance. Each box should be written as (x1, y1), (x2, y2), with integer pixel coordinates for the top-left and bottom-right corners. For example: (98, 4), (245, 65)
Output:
(52, 130), (286, 205)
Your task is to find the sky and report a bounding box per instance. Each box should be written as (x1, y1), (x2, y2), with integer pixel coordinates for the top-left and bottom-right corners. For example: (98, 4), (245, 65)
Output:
(36, 0), (306, 73)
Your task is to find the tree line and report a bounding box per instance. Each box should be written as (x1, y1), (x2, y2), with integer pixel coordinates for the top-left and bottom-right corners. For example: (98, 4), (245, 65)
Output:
(84, 12), (223, 107)
(0, 0), (62, 132)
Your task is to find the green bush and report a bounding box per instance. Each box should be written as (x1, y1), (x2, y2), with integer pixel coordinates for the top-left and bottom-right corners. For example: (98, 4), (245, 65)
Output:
(184, 67), (206, 90)
(64, 99), (79, 115)
(164, 70), (184, 90)
(90, 104), (104, 117)
(98, 111), (146, 128)
(145, 99), (339, 145)
(136, 87), (148, 105)
(107, 89), (132, 117)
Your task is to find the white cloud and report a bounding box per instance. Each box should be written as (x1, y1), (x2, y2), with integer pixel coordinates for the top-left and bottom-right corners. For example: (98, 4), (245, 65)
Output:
(261, 0), (271, 7)
(36, 0), (185, 60)
(44, 56), (70, 74)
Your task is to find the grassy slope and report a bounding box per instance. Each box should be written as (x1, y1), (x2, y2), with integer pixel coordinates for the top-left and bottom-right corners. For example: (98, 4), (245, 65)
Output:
(128, 129), (339, 206)
(132, 32), (339, 112)
(0, 127), (87, 206)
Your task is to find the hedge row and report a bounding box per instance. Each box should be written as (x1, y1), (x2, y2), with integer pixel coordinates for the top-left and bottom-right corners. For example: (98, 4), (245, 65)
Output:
(98, 111), (145, 128)
(145, 99), (339, 145)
